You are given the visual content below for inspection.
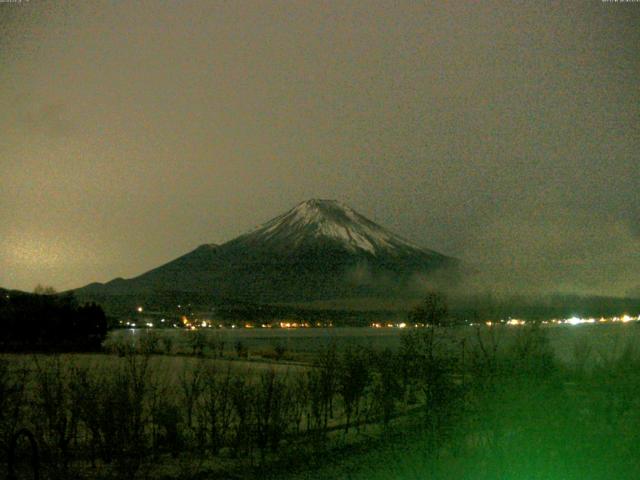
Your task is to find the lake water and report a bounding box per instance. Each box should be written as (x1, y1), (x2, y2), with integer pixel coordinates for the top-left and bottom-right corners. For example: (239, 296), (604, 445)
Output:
(109, 322), (640, 366)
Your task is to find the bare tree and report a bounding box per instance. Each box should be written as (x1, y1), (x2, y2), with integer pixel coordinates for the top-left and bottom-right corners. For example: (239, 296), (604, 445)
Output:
(370, 349), (403, 428)
(32, 356), (79, 475)
(199, 364), (234, 454)
(253, 369), (289, 460)
(337, 346), (370, 434)
(409, 291), (449, 327)
(179, 361), (205, 441)
(229, 375), (252, 458)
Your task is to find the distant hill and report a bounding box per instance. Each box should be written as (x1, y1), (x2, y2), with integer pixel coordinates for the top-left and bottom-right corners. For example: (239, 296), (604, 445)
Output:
(75, 199), (462, 311)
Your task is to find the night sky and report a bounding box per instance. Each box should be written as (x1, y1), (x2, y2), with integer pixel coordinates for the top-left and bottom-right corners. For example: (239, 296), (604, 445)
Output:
(1, 1), (638, 296)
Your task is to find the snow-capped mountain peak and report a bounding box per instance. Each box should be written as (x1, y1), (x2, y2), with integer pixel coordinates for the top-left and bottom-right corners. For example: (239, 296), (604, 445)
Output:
(240, 199), (426, 255)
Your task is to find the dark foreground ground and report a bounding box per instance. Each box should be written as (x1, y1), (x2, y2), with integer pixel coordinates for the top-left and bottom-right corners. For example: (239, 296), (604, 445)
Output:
(3, 323), (640, 479)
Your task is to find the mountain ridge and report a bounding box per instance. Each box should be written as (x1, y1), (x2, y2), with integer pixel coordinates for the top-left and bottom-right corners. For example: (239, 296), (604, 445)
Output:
(75, 199), (461, 304)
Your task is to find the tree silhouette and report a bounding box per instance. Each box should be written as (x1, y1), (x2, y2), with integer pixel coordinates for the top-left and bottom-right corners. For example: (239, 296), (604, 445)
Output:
(409, 291), (449, 327)
(0, 288), (107, 351)
(33, 284), (57, 295)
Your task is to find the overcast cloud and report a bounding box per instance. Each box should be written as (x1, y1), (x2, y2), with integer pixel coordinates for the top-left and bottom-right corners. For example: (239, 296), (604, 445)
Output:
(1, 1), (638, 296)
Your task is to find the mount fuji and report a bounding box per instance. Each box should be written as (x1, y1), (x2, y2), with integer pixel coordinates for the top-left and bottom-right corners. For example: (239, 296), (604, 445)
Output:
(76, 200), (461, 305)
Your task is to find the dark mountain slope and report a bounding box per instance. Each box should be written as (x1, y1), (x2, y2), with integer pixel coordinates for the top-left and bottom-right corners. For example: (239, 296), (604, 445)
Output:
(75, 200), (461, 303)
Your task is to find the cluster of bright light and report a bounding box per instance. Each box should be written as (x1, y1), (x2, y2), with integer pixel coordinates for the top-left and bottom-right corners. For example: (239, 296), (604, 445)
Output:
(565, 316), (595, 326)
(548, 314), (640, 326)
(506, 319), (526, 326)
(122, 311), (640, 330)
(371, 322), (424, 328)
(371, 322), (391, 328)
(279, 321), (313, 328)
(369, 315), (635, 329)
(469, 314), (640, 327)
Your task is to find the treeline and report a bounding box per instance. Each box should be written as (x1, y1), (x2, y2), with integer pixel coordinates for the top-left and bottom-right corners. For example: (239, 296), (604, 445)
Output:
(78, 289), (640, 327)
(0, 288), (107, 351)
(78, 291), (399, 326)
